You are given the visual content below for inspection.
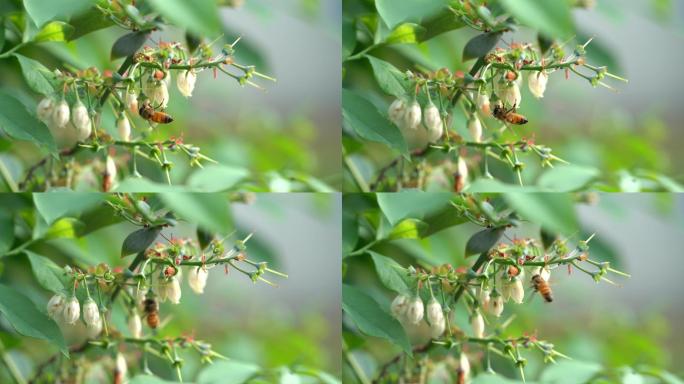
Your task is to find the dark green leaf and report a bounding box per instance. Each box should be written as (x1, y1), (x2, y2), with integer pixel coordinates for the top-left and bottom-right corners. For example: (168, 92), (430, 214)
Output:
(147, 0), (220, 38)
(0, 283), (67, 356)
(185, 32), (201, 54)
(78, 204), (122, 236)
(15, 54), (56, 95)
(342, 284), (411, 355)
(111, 31), (150, 60)
(465, 227), (506, 257)
(538, 33), (554, 55)
(0, 211), (13, 255)
(33, 21), (74, 42)
(33, 192), (104, 225)
(367, 56), (408, 98)
(68, 6), (114, 40)
(23, 0), (96, 27)
(186, 164), (249, 192)
(342, 18), (357, 59)
(342, 210), (358, 257)
(370, 251), (411, 294)
(375, 0), (449, 29)
(377, 191), (452, 226)
(197, 360), (261, 384)
(160, 193), (232, 235)
(420, 7), (466, 41)
(25, 251), (65, 293)
(196, 227), (214, 251)
(342, 89), (408, 156)
(0, 17), (5, 52)
(504, 193), (578, 235)
(420, 205), (468, 238)
(0, 90), (56, 152)
(121, 227), (162, 257)
(462, 32), (502, 61)
(540, 228), (557, 250)
(499, 0), (574, 39)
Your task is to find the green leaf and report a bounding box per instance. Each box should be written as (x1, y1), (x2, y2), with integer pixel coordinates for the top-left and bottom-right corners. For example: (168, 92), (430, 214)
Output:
(504, 193), (578, 235)
(420, 7), (466, 41)
(367, 56), (408, 98)
(0, 211), (14, 255)
(537, 164), (600, 192)
(472, 373), (525, 384)
(33, 21), (74, 42)
(420, 205), (468, 238)
(121, 227), (162, 257)
(68, 6), (114, 40)
(342, 89), (408, 156)
(129, 375), (181, 384)
(160, 193), (232, 234)
(462, 32), (502, 61)
(375, 0), (450, 29)
(78, 204), (123, 236)
(197, 360), (261, 384)
(33, 192), (104, 225)
(499, 0), (574, 39)
(147, 0), (221, 38)
(387, 218), (427, 240)
(15, 54), (56, 95)
(342, 284), (411, 355)
(342, 18), (357, 59)
(25, 251), (65, 293)
(465, 227), (506, 257)
(111, 31), (150, 59)
(0, 90), (56, 152)
(186, 164), (249, 192)
(43, 217), (83, 240)
(0, 283), (67, 356)
(23, 0), (96, 27)
(540, 360), (602, 384)
(370, 251), (411, 294)
(377, 191), (452, 226)
(385, 23), (425, 45)
(196, 227), (214, 251)
(466, 178), (541, 193)
(342, 210), (358, 256)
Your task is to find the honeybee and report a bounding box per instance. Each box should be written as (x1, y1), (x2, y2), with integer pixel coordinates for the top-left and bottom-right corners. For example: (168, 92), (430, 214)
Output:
(143, 297), (160, 329)
(139, 100), (174, 124)
(531, 274), (553, 302)
(493, 104), (528, 125)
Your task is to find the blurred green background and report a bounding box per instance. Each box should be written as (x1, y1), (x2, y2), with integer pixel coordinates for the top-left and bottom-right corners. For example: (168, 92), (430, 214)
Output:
(0, 0), (342, 191)
(342, 0), (684, 191)
(0, 193), (342, 381)
(343, 193), (684, 381)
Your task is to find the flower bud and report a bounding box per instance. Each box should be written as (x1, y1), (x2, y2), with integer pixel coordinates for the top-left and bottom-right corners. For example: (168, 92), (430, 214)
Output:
(489, 291), (504, 317)
(117, 115), (131, 141)
(471, 311), (485, 338)
(509, 277), (525, 304)
(83, 298), (100, 328)
(426, 298), (443, 325)
(387, 98), (406, 126)
(177, 69), (197, 97)
(115, 352), (128, 381)
(103, 155), (117, 192)
(128, 312), (142, 338)
(476, 93), (490, 115)
(47, 293), (66, 319)
(498, 81), (521, 107)
(145, 79), (169, 109)
(528, 71), (549, 98)
(479, 288), (491, 310)
(406, 296), (424, 324)
(71, 99), (89, 131)
(37, 97), (54, 123)
(457, 157), (468, 183)
(63, 296), (80, 324)
(457, 352), (471, 381)
(52, 99), (70, 128)
(125, 91), (138, 113)
(87, 317), (103, 338)
(188, 266), (209, 294)
(467, 116), (482, 143)
(430, 316), (446, 338)
(423, 102), (443, 143)
(165, 276), (182, 304)
(404, 100), (422, 130)
(390, 294), (409, 319)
